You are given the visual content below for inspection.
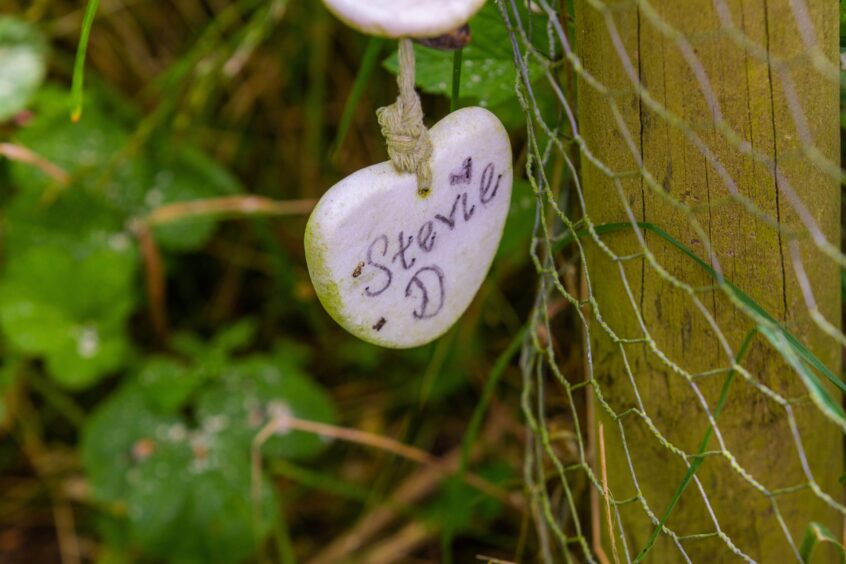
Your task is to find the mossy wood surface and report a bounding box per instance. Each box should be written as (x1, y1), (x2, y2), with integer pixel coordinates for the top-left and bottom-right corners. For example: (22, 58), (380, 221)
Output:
(575, 0), (842, 560)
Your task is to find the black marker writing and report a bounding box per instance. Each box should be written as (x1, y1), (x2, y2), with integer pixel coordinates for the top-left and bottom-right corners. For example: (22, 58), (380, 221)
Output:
(460, 192), (475, 221)
(364, 234), (392, 297)
(434, 195), (461, 230)
(391, 231), (416, 270)
(479, 163), (502, 205)
(417, 221), (436, 252)
(449, 157), (472, 185)
(357, 157), (505, 325)
(405, 265), (445, 319)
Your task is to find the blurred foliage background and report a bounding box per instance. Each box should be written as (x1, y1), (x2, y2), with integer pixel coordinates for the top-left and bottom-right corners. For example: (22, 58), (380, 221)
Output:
(0, 1), (570, 562)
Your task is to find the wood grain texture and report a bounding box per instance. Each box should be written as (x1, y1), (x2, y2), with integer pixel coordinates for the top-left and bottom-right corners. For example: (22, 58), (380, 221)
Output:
(575, 0), (842, 560)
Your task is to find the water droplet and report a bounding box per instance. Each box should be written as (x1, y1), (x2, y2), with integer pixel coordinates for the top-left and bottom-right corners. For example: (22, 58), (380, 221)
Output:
(109, 233), (130, 251)
(267, 401), (293, 436)
(202, 415), (229, 434)
(167, 424), (187, 442)
(145, 189), (164, 207)
(76, 326), (99, 358)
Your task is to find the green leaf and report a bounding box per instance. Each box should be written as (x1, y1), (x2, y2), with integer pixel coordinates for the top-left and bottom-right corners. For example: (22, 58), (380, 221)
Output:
(43, 326), (131, 390)
(209, 317), (258, 356)
(12, 86), (147, 202)
(496, 179), (536, 263)
(799, 521), (846, 563)
(0, 17), (47, 121)
(196, 355), (336, 460)
(172, 453), (277, 563)
(82, 381), (278, 562)
(557, 221), (846, 399)
(2, 180), (128, 257)
(383, 3), (549, 127)
(426, 461), (509, 533)
(168, 319), (259, 381)
(138, 357), (204, 414)
(0, 242), (137, 388)
(83, 344), (336, 561)
(10, 85), (240, 254)
(558, 220), (846, 452)
(82, 382), (182, 502)
(0, 289), (71, 353)
(759, 324), (846, 433)
(150, 146), (242, 252)
(123, 433), (193, 552)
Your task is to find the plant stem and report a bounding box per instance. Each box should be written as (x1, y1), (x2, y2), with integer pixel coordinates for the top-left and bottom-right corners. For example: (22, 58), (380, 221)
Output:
(633, 329), (757, 562)
(451, 48), (464, 112)
(142, 196), (315, 226)
(442, 327), (525, 561)
(331, 38), (384, 160)
(70, 0), (101, 122)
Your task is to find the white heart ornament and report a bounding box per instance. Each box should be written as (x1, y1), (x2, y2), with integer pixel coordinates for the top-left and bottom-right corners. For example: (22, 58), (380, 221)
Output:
(305, 107), (512, 348)
(322, 0), (486, 38)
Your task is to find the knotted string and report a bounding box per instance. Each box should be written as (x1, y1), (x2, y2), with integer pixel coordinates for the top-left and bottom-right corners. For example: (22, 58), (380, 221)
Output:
(376, 39), (433, 196)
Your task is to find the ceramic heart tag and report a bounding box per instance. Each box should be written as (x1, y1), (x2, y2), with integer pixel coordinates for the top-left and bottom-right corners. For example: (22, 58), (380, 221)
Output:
(322, 0), (486, 38)
(305, 107), (512, 348)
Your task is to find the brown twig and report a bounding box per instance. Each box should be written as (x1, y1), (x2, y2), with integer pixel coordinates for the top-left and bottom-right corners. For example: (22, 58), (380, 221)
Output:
(0, 143), (69, 185)
(599, 423), (620, 564)
(359, 521), (431, 563)
(251, 413), (282, 564)
(584, 264), (610, 564)
(132, 221), (168, 343)
(143, 195), (315, 226)
(10, 369), (81, 564)
(255, 414), (517, 512)
(475, 556), (518, 564)
(286, 417), (437, 467)
(305, 404), (519, 564)
(307, 451), (459, 564)
(132, 195), (315, 342)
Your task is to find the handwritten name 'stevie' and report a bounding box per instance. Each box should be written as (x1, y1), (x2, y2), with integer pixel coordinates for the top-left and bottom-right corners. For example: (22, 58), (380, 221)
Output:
(305, 107), (512, 348)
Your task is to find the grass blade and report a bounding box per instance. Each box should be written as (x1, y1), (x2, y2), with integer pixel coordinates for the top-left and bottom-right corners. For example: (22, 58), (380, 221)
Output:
(556, 221), (846, 397)
(451, 48), (464, 112)
(70, 0), (101, 122)
(558, 220), (846, 557)
(634, 329), (756, 562)
(330, 37), (384, 160)
(759, 324), (846, 432)
(441, 326), (525, 563)
(799, 522), (846, 563)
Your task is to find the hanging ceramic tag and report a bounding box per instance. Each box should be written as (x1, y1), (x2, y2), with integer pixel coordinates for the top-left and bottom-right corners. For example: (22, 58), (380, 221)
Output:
(305, 107), (512, 348)
(321, 0), (486, 38)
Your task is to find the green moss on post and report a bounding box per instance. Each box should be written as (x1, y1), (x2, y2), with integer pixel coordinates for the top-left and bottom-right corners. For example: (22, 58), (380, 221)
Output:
(575, 0), (842, 560)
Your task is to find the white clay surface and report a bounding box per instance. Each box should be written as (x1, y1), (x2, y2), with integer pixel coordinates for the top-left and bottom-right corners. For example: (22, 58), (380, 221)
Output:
(305, 107), (512, 348)
(322, 0), (487, 38)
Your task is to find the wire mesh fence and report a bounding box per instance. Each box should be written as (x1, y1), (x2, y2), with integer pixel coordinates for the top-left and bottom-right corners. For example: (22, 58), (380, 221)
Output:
(505, 0), (844, 561)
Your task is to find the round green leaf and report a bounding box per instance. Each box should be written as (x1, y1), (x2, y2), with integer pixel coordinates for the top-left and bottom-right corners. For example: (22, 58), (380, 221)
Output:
(150, 147), (241, 252)
(0, 17), (47, 121)
(82, 382), (278, 562)
(0, 242), (138, 388)
(196, 355), (336, 460)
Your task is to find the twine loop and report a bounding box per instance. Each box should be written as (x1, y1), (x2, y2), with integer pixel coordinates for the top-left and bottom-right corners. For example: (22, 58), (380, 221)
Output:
(376, 39), (433, 196)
